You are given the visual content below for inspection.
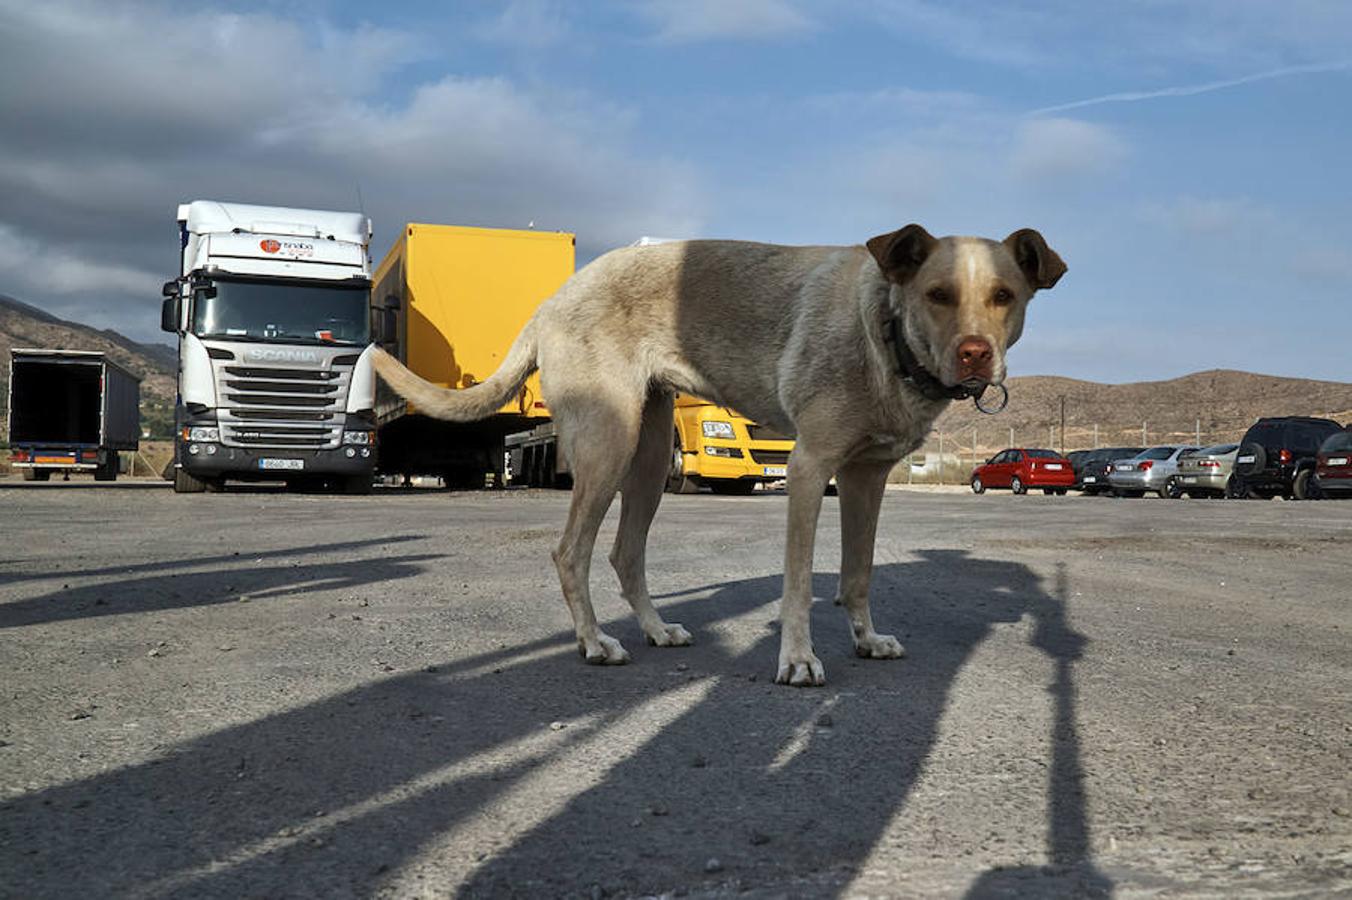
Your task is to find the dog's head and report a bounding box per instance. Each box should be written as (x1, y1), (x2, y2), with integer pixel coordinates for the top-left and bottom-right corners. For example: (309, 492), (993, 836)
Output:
(866, 224), (1065, 389)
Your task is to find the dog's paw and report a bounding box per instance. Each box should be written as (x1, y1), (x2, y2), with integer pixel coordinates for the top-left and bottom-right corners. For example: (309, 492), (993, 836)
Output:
(644, 622), (693, 647)
(578, 631), (631, 666)
(775, 652), (826, 687)
(854, 632), (906, 660)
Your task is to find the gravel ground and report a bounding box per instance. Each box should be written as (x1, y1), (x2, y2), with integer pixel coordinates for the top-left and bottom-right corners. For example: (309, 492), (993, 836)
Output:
(1, 480), (1349, 899)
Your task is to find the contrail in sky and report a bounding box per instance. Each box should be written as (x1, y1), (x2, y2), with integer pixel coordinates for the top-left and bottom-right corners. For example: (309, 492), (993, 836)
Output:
(1029, 60), (1352, 116)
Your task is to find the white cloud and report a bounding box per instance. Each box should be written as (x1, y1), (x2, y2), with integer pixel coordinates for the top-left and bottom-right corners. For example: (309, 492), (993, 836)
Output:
(0, 1), (707, 340)
(639, 0), (815, 43)
(0, 223), (161, 296)
(474, 1), (574, 48)
(1010, 118), (1128, 182)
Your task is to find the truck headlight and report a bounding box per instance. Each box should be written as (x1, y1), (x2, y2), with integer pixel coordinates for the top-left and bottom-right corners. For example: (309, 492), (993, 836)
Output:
(185, 426), (219, 442)
(702, 421), (735, 440)
(343, 430), (374, 445)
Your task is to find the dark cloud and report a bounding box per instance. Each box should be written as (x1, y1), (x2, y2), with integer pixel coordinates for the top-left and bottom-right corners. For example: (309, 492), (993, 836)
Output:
(0, 1), (705, 342)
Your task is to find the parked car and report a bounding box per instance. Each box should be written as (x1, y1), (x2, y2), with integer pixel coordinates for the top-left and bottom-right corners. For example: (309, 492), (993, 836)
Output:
(1074, 446), (1144, 495)
(1107, 445), (1199, 498)
(971, 448), (1075, 495)
(1230, 416), (1343, 500)
(1171, 443), (1239, 498)
(1313, 427), (1352, 499)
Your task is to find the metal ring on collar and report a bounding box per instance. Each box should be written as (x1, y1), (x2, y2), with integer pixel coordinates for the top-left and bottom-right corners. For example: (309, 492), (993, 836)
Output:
(974, 383), (1009, 415)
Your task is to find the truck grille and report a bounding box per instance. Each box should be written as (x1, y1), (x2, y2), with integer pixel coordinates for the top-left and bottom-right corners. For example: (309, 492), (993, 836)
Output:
(749, 449), (791, 466)
(216, 362), (352, 449)
(747, 424), (793, 442)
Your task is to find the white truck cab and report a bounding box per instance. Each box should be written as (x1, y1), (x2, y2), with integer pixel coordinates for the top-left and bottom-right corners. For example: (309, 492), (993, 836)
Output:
(161, 200), (378, 493)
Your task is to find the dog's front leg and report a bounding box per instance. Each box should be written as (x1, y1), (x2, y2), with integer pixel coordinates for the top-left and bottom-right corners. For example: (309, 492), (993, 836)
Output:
(776, 443), (834, 687)
(836, 458), (905, 660)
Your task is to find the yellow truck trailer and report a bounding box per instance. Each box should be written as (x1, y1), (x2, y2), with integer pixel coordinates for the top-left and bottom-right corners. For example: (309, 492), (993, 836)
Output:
(371, 223), (574, 486)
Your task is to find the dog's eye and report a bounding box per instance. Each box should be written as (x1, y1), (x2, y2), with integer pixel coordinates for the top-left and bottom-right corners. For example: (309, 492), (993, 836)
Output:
(992, 287), (1014, 306)
(925, 287), (952, 305)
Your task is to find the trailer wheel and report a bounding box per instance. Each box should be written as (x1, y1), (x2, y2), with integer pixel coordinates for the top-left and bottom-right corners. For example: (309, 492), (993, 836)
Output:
(173, 468), (208, 493)
(94, 457), (118, 482)
(22, 469), (52, 482)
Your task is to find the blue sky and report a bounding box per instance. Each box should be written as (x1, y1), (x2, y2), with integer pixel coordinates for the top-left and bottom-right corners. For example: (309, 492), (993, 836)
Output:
(1, 1), (1349, 382)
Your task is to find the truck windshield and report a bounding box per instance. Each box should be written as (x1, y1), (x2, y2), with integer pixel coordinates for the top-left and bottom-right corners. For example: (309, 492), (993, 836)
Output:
(192, 279), (369, 345)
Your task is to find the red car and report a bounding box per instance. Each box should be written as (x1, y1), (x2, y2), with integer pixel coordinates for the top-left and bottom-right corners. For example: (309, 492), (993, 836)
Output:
(1314, 427), (1352, 498)
(971, 448), (1075, 495)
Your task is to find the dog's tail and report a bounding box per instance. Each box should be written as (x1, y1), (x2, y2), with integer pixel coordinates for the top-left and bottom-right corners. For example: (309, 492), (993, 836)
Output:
(371, 317), (539, 422)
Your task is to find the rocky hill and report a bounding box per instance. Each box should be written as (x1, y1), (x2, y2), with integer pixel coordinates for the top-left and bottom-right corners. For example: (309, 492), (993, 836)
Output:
(0, 294), (176, 440)
(932, 369), (1352, 454)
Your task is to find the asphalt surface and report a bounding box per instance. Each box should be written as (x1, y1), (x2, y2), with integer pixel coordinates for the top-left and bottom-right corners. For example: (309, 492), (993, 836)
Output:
(1, 480), (1349, 899)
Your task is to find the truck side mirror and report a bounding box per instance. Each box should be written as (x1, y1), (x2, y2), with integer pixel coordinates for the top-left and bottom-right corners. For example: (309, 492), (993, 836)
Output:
(376, 308), (398, 343)
(161, 280), (179, 298)
(160, 297), (180, 333)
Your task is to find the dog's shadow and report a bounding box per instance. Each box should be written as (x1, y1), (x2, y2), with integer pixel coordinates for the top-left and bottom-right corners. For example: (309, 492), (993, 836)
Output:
(456, 550), (1113, 897)
(1, 552), (1111, 898)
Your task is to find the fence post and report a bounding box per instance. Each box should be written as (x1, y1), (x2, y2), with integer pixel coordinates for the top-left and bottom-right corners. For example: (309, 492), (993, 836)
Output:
(938, 431), (944, 485)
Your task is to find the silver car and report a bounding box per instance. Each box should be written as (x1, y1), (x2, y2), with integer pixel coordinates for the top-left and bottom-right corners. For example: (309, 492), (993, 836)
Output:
(1108, 445), (1200, 498)
(1171, 443), (1239, 498)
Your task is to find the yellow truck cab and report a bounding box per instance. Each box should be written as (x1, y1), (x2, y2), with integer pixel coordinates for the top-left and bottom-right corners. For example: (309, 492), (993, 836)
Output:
(668, 395), (795, 494)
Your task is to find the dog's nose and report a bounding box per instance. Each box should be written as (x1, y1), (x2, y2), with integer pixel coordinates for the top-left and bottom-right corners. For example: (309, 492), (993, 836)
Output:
(956, 336), (994, 380)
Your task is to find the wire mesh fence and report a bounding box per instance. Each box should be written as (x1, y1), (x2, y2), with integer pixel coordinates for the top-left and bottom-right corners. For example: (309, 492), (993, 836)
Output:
(891, 408), (1352, 485)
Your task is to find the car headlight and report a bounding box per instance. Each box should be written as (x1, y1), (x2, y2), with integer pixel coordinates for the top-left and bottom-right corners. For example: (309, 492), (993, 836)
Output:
(185, 426), (219, 442)
(343, 430), (374, 445)
(702, 420), (735, 440)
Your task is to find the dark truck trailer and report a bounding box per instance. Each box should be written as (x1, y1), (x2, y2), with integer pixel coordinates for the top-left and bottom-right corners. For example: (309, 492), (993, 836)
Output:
(7, 349), (140, 482)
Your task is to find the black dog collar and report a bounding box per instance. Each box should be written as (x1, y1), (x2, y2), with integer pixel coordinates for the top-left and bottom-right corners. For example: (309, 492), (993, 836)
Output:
(883, 318), (1009, 413)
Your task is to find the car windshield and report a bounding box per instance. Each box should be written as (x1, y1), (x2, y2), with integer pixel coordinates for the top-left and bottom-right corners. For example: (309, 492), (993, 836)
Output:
(1321, 431), (1352, 453)
(1026, 449), (1062, 459)
(192, 278), (370, 345)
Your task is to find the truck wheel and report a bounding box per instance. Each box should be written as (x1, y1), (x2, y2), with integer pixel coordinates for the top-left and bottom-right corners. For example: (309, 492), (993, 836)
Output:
(173, 468), (208, 493)
(666, 439), (699, 494)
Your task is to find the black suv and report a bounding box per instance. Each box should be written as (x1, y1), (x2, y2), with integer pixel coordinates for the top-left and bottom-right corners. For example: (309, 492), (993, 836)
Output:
(1230, 416), (1343, 499)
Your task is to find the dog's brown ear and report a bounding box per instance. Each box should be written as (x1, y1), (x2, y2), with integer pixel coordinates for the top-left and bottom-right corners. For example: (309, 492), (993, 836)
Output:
(866, 224), (937, 284)
(1003, 228), (1066, 290)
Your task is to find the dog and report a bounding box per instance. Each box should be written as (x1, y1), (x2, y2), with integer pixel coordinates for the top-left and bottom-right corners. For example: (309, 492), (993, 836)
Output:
(372, 225), (1065, 686)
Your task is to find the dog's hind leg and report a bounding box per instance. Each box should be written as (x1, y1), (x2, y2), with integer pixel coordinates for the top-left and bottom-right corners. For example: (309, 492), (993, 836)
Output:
(550, 387), (644, 666)
(610, 389), (692, 648)
(836, 458), (905, 660)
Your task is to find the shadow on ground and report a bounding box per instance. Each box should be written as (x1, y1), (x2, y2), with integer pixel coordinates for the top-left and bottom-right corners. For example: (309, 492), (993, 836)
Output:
(0, 553), (1111, 898)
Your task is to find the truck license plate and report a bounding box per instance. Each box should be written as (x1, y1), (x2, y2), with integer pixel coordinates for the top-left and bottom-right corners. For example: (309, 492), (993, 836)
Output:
(259, 458), (304, 471)
(763, 466), (787, 477)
